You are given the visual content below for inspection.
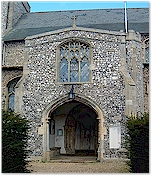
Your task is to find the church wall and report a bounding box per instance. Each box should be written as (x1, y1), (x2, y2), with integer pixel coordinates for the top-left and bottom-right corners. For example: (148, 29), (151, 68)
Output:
(2, 67), (23, 110)
(143, 64), (149, 112)
(23, 29), (128, 158)
(1, 1), (30, 35)
(2, 68), (23, 87)
(1, 1), (9, 35)
(0, 1), (148, 162)
(1, 28), (144, 159)
(126, 32), (144, 113)
(3, 41), (25, 67)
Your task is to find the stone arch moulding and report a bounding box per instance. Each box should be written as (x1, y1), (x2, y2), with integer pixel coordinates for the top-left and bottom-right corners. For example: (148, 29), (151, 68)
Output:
(4, 76), (22, 112)
(41, 93), (107, 162)
(57, 37), (94, 48)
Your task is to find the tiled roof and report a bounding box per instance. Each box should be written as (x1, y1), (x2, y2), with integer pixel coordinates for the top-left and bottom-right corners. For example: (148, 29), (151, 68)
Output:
(3, 8), (149, 41)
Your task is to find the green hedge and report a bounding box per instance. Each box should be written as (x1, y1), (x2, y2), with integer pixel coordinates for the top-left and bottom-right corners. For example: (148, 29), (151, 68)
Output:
(2, 110), (30, 173)
(126, 112), (149, 173)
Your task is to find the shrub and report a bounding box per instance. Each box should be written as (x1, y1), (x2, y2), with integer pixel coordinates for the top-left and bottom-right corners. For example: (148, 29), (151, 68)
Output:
(2, 110), (30, 173)
(126, 112), (149, 173)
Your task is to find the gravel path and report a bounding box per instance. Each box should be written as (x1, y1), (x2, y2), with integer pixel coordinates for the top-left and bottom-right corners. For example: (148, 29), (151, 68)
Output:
(27, 160), (130, 173)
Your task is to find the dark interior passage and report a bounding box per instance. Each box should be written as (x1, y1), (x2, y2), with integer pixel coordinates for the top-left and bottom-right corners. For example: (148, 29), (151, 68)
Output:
(64, 101), (98, 155)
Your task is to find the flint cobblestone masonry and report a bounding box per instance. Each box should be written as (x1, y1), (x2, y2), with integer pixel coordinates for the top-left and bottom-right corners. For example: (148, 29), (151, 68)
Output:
(1, 1), (148, 162)
(2, 28), (144, 159)
(4, 41), (25, 67)
(2, 68), (23, 87)
(2, 68), (23, 109)
(143, 64), (149, 112)
(1, 1), (8, 34)
(20, 29), (143, 158)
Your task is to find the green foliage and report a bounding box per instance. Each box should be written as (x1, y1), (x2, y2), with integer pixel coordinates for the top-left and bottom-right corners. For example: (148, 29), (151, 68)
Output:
(2, 110), (30, 173)
(126, 112), (149, 173)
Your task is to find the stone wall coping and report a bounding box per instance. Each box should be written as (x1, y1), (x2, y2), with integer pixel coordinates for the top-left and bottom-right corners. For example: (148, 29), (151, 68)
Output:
(25, 26), (126, 40)
(126, 30), (141, 42)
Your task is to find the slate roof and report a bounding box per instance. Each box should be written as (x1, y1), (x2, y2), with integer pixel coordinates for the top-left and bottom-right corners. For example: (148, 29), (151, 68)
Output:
(3, 8), (149, 41)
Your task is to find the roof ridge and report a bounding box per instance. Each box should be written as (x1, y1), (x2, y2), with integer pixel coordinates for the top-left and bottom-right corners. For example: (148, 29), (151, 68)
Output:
(27, 7), (149, 14)
(3, 8), (149, 41)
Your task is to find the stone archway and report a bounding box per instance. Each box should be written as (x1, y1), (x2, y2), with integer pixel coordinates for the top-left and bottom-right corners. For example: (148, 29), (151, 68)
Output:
(41, 94), (106, 162)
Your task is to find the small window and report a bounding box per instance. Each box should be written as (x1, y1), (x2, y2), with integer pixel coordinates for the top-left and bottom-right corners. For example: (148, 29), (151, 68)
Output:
(145, 81), (149, 94)
(143, 38), (149, 63)
(145, 47), (149, 63)
(7, 77), (20, 111)
(58, 40), (91, 83)
(57, 129), (63, 136)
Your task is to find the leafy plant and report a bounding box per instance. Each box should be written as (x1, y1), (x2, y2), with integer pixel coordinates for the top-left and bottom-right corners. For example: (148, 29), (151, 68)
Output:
(125, 112), (149, 173)
(2, 110), (30, 173)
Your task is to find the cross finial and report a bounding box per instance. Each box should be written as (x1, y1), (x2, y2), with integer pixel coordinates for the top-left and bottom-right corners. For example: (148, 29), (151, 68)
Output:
(71, 15), (77, 28)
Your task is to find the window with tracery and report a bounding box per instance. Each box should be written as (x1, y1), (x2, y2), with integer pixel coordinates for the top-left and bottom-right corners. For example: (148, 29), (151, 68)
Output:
(145, 40), (149, 63)
(7, 77), (20, 111)
(59, 41), (91, 83)
(142, 36), (149, 63)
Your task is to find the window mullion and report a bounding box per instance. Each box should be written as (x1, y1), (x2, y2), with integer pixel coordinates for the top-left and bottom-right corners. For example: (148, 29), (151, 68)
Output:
(78, 59), (81, 82)
(68, 60), (70, 82)
(59, 41), (91, 83)
(68, 43), (70, 82)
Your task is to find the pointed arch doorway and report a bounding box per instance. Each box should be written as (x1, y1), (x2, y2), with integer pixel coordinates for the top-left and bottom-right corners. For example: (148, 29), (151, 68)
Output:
(41, 94), (105, 161)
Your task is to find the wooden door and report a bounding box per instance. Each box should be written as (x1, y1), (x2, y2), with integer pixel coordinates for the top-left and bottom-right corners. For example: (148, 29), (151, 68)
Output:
(64, 125), (75, 154)
(75, 122), (95, 150)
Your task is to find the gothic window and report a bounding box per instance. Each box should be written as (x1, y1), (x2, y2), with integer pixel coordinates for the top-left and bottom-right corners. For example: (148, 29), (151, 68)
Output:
(142, 37), (149, 63)
(145, 42), (149, 63)
(7, 77), (20, 111)
(145, 81), (149, 94)
(58, 41), (91, 83)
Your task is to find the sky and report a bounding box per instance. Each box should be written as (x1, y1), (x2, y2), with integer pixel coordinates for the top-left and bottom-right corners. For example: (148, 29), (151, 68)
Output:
(28, 1), (150, 12)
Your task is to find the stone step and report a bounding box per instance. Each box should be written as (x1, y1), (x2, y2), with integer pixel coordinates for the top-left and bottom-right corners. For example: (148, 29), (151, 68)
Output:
(49, 156), (97, 163)
(50, 160), (97, 163)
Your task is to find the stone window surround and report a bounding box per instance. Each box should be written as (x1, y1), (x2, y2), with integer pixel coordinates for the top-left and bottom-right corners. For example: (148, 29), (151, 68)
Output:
(6, 76), (21, 111)
(56, 38), (94, 84)
(142, 37), (149, 63)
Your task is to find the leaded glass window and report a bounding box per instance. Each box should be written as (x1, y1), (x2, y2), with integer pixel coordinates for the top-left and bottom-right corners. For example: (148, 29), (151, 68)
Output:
(9, 94), (15, 111)
(80, 57), (90, 82)
(142, 37), (149, 63)
(70, 58), (79, 82)
(145, 40), (149, 63)
(7, 77), (20, 111)
(60, 58), (68, 82)
(59, 41), (91, 83)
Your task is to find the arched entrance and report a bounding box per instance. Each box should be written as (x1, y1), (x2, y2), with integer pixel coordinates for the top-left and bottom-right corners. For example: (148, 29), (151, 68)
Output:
(41, 94), (106, 162)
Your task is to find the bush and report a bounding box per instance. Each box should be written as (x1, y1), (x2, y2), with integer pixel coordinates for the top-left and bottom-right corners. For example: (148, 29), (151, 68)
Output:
(2, 110), (30, 173)
(126, 112), (149, 173)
